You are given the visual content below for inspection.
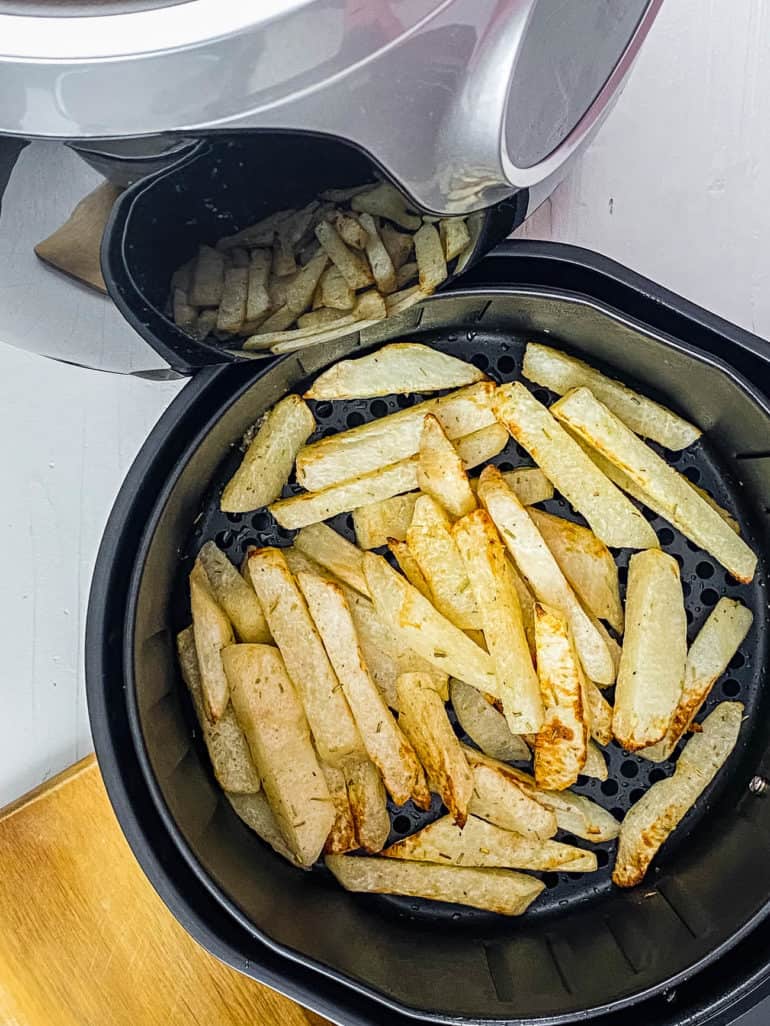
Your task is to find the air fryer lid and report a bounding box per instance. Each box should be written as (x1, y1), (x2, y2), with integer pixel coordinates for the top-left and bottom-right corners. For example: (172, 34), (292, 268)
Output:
(124, 286), (770, 1023)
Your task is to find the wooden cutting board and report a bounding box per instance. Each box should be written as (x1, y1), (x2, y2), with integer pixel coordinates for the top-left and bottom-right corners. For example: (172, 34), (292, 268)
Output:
(0, 755), (331, 1026)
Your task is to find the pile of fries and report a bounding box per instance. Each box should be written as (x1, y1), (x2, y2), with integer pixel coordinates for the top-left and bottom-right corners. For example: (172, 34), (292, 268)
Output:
(178, 340), (755, 915)
(169, 182), (479, 356)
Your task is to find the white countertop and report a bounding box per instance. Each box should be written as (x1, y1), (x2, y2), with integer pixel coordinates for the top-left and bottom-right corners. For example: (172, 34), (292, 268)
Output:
(2, 0), (769, 807)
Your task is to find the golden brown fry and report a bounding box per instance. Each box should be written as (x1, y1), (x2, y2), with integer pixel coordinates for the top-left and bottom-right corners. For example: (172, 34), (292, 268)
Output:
(478, 466), (617, 685)
(224, 643), (334, 866)
(397, 672), (474, 826)
(383, 814), (597, 872)
(189, 561), (234, 722)
(247, 547), (362, 766)
(614, 702), (743, 887)
(322, 762), (358, 854)
(344, 757), (391, 853)
(413, 223), (448, 291)
(221, 394), (315, 513)
(533, 603), (589, 791)
(326, 854), (544, 915)
(612, 549), (686, 751)
(418, 414), (476, 518)
(453, 510), (543, 734)
(386, 539), (433, 599)
(464, 751), (558, 840)
(330, 210), (369, 250)
(298, 572), (427, 806)
(177, 627), (260, 794)
(285, 250), (329, 314)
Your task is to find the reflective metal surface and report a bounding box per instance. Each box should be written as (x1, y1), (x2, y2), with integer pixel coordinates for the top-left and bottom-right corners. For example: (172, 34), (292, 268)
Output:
(0, 0), (662, 214)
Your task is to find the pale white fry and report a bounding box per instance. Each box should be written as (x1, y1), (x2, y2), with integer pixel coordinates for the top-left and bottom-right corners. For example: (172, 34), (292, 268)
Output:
(272, 423), (502, 531)
(397, 672), (474, 825)
(614, 702), (743, 886)
(270, 458), (419, 530)
(463, 751), (558, 840)
(172, 288), (197, 332)
(641, 598), (753, 762)
(356, 212), (397, 293)
(244, 312), (357, 350)
(344, 757), (391, 853)
(568, 429), (740, 534)
(189, 244), (225, 306)
(297, 308), (345, 330)
(226, 791), (305, 868)
(220, 394), (315, 513)
(351, 183), (422, 231)
(383, 814), (597, 872)
(453, 509), (543, 734)
(418, 413), (476, 517)
(533, 603), (589, 791)
(319, 264), (356, 311)
(177, 627), (260, 794)
(498, 468), (554, 506)
(197, 541), (270, 643)
(247, 547), (362, 766)
(478, 466), (617, 685)
(413, 223), (448, 291)
(523, 342), (701, 450)
(315, 220), (373, 290)
(224, 643), (334, 866)
(294, 523), (368, 596)
(494, 383), (658, 549)
(298, 572), (427, 807)
(246, 249), (271, 323)
(189, 561), (234, 722)
(330, 210), (369, 250)
(380, 222), (414, 269)
(454, 211), (484, 273)
(385, 284), (426, 317)
(285, 249), (329, 314)
(439, 218), (471, 261)
(408, 495), (480, 629)
(364, 552), (499, 695)
(353, 493), (418, 549)
(305, 343), (487, 400)
(455, 423), (509, 469)
(295, 380), (496, 491)
(322, 762), (358, 854)
(326, 854), (544, 915)
(553, 387), (757, 583)
(450, 679), (531, 763)
(216, 208), (292, 250)
(216, 266), (248, 334)
(612, 549), (687, 752)
(584, 677), (614, 747)
(506, 556), (537, 654)
(583, 740), (609, 782)
(271, 316), (382, 355)
(395, 261), (418, 288)
(529, 509), (624, 634)
(477, 757), (621, 842)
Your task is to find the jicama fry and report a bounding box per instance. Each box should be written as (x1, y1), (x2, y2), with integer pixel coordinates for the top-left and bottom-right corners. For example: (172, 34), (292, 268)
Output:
(418, 413), (476, 517)
(189, 561), (234, 722)
(450, 679), (531, 763)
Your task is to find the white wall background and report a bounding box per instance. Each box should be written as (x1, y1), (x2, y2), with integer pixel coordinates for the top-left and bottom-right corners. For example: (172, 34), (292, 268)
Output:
(2, 0), (770, 805)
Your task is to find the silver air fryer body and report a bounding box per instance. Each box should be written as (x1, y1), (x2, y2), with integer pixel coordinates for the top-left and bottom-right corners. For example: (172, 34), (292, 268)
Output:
(0, 0), (662, 371)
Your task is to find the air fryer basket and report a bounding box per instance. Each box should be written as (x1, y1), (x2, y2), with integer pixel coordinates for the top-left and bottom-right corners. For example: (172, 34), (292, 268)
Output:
(124, 286), (770, 1024)
(102, 132), (528, 375)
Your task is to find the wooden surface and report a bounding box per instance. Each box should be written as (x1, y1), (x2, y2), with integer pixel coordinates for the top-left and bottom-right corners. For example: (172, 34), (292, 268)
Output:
(0, 755), (331, 1026)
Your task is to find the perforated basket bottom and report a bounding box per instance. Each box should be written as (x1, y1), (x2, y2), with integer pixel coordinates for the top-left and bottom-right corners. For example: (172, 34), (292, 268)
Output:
(178, 329), (765, 931)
